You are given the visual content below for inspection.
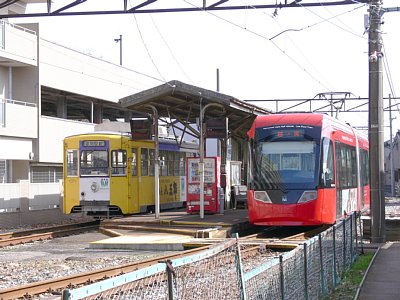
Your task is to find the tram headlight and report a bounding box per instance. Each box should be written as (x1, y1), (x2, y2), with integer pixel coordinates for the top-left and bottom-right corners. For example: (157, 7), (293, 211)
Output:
(254, 191), (272, 203)
(298, 191), (317, 203)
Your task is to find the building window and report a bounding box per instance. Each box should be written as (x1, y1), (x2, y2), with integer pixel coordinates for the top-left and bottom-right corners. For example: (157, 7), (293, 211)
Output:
(31, 166), (63, 183)
(0, 160), (6, 183)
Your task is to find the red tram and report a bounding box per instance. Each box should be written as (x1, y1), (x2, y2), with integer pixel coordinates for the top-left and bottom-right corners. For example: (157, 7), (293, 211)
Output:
(247, 113), (370, 226)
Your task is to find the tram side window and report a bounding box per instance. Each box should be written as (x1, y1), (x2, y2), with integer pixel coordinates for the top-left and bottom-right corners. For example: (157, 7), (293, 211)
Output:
(179, 153), (186, 176)
(320, 138), (334, 187)
(336, 142), (345, 188)
(350, 148), (357, 187)
(160, 150), (167, 176)
(131, 148), (137, 176)
(361, 149), (369, 186)
(141, 148), (149, 176)
(335, 142), (357, 188)
(149, 149), (155, 176)
(66, 149), (78, 176)
(112, 150), (127, 176)
(168, 151), (174, 176)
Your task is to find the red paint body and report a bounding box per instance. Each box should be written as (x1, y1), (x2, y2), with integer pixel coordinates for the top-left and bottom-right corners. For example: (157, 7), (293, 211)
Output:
(247, 113), (370, 226)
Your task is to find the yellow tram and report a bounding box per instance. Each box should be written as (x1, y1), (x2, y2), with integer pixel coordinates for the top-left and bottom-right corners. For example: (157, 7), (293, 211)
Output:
(63, 132), (197, 216)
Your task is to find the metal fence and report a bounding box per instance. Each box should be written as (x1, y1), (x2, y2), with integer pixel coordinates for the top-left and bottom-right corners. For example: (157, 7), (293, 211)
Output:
(63, 212), (361, 300)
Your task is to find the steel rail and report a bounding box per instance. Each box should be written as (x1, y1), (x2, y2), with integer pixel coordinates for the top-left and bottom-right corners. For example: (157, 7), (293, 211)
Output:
(0, 221), (100, 247)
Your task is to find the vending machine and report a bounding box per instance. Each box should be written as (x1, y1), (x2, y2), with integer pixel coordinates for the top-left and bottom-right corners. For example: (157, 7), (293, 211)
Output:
(186, 157), (223, 214)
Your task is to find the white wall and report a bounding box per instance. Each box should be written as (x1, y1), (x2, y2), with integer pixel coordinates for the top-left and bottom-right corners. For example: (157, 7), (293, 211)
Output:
(0, 101), (37, 138)
(0, 137), (32, 160)
(0, 22), (37, 66)
(39, 39), (162, 103)
(39, 116), (95, 163)
(12, 66), (38, 104)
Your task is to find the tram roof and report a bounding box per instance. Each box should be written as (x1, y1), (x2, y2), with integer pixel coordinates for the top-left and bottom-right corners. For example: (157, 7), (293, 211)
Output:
(119, 80), (271, 139)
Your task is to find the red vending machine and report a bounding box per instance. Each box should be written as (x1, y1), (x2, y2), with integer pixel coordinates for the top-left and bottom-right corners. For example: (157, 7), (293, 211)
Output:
(186, 157), (222, 214)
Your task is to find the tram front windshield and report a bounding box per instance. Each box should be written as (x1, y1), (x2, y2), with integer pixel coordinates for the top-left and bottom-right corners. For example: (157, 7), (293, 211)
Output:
(80, 150), (109, 176)
(252, 126), (320, 191)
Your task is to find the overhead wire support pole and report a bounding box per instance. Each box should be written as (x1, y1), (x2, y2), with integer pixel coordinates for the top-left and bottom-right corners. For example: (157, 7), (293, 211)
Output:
(368, 0), (385, 243)
(146, 105), (160, 220)
(199, 101), (224, 219)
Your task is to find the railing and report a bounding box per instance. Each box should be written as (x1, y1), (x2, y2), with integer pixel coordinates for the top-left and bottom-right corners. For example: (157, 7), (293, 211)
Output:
(62, 212), (361, 300)
(0, 20), (36, 36)
(0, 99), (4, 127)
(0, 20), (4, 49)
(2, 98), (36, 107)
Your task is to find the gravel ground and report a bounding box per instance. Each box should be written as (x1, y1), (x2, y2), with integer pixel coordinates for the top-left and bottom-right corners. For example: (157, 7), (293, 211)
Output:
(0, 230), (176, 290)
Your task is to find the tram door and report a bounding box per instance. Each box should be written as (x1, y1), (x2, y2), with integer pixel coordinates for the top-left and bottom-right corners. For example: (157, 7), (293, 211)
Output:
(110, 147), (129, 214)
(335, 141), (343, 219)
(130, 148), (140, 213)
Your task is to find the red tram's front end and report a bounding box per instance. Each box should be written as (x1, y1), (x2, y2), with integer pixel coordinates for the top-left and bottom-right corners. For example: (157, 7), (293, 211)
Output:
(247, 114), (337, 226)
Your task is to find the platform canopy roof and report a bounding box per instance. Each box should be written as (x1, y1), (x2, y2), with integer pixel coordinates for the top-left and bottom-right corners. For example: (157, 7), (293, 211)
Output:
(119, 80), (271, 140)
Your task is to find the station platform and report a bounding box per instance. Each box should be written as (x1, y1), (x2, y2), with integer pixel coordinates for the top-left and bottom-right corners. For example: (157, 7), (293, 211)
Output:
(356, 241), (400, 300)
(91, 208), (251, 251)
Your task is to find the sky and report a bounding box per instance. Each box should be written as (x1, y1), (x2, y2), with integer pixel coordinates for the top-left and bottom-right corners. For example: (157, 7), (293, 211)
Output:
(16, 0), (400, 140)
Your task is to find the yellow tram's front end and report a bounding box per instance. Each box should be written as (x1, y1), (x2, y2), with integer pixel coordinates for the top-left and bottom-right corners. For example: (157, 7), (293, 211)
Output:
(63, 133), (133, 216)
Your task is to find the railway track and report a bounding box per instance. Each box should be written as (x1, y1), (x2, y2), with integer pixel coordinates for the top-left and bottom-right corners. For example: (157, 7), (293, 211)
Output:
(0, 221), (100, 248)
(0, 224), (330, 299)
(0, 244), (213, 299)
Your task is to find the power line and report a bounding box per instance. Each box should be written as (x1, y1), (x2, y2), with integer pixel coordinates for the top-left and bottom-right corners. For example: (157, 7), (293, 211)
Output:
(183, 0), (332, 92)
(149, 15), (194, 84)
(133, 14), (167, 82)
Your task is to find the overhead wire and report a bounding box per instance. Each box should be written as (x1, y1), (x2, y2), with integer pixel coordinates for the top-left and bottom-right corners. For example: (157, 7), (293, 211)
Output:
(241, 1), (341, 94)
(239, 0), (371, 128)
(132, 13), (167, 83)
(301, 0), (368, 40)
(382, 38), (399, 115)
(149, 14), (194, 84)
(298, 2), (365, 39)
(182, 0), (331, 92)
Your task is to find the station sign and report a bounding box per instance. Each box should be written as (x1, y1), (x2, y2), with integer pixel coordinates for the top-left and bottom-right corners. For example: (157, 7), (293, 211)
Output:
(130, 117), (153, 140)
(205, 118), (228, 139)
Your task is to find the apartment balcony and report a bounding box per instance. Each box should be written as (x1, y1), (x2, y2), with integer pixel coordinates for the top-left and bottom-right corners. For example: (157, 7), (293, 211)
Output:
(0, 98), (37, 138)
(0, 20), (37, 67)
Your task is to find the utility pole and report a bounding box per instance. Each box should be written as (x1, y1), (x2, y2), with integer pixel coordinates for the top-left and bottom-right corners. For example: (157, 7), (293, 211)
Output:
(389, 95), (395, 197)
(114, 34), (122, 65)
(368, 0), (385, 243)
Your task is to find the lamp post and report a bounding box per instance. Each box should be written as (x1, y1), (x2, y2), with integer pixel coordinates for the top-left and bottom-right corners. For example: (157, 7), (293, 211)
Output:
(114, 34), (122, 65)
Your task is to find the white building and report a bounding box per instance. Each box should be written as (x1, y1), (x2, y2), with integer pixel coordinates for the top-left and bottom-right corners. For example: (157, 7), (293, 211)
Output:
(384, 131), (400, 196)
(0, 2), (161, 184)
